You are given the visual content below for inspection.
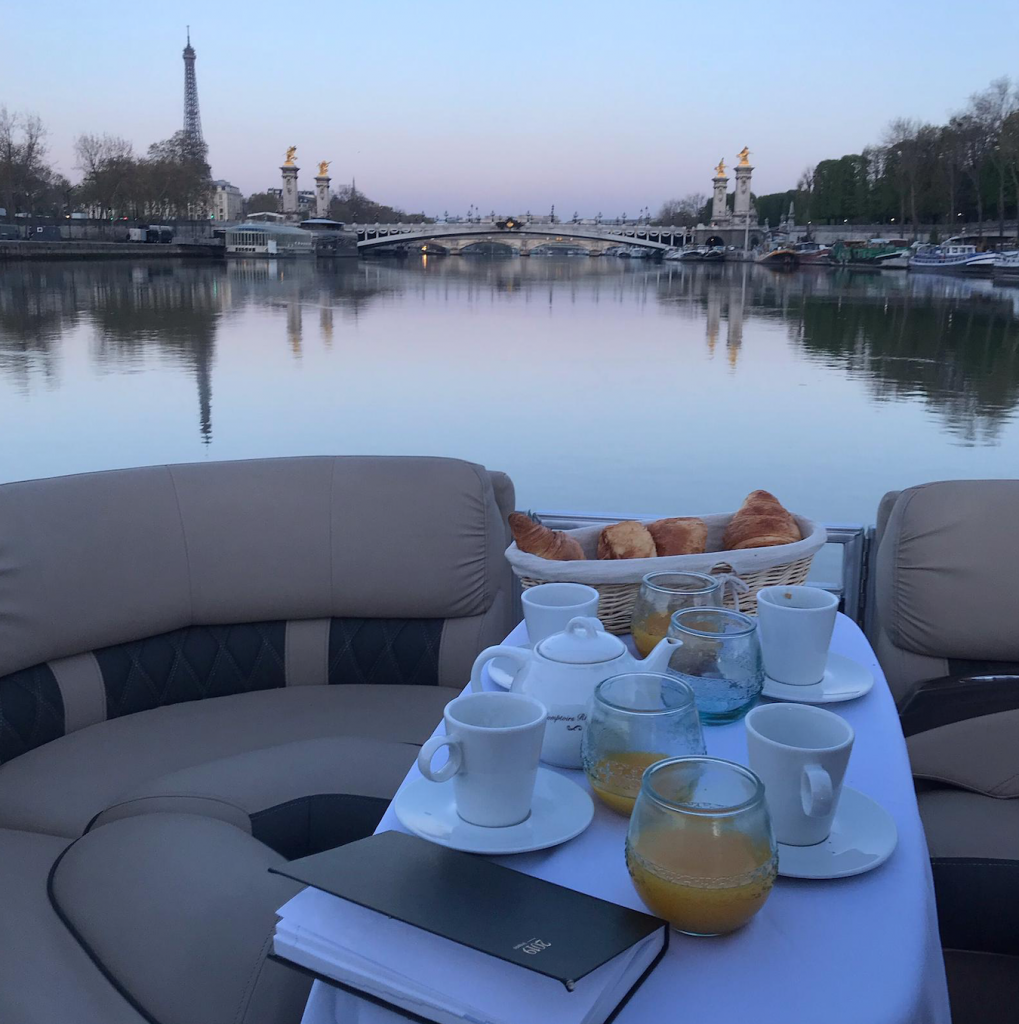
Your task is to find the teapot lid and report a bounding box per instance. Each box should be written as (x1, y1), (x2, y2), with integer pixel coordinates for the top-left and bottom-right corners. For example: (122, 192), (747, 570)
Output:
(537, 617), (625, 664)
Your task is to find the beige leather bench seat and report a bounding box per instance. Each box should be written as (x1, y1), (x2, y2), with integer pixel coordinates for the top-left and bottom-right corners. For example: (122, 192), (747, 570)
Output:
(0, 685), (455, 838)
(0, 456), (517, 1024)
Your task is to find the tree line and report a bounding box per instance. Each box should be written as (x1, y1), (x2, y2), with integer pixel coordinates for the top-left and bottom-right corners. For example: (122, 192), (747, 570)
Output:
(655, 78), (1019, 241)
(760, 78), (1019, 238)
(244, 182), (429, 223)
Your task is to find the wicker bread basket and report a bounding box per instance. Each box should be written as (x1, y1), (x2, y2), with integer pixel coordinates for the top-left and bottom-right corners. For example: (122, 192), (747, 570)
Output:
(505, 513), (826, 634)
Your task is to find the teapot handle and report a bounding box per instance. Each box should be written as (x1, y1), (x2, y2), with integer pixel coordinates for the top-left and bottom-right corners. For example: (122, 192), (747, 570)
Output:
(470, 645), (532, 692)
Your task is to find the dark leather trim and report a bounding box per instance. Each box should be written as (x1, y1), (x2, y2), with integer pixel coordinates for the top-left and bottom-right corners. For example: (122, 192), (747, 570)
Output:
(898, 675), (1019, 737)
(932, 857), (1019, 956)
(46, 837), (162, 1024)
(0, 662), (65, 764)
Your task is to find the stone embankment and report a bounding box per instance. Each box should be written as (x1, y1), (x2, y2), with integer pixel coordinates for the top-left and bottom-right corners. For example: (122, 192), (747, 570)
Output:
(0, 241), (223, 260)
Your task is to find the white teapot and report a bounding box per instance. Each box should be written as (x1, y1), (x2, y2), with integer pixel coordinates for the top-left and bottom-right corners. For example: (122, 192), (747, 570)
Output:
(469, 617), (681, 769)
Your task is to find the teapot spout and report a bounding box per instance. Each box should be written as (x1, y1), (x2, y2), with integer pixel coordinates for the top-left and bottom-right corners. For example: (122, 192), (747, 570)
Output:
(640, 636), (682, 674)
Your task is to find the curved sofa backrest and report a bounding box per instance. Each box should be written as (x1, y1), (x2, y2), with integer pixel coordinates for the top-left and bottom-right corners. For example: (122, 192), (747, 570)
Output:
(0, 456), (516, 762)
(870, 479), (1019, 700)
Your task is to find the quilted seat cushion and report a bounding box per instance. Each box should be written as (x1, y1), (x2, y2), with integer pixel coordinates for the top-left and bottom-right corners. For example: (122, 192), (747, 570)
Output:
(48, 813), (311, 1024)
(0, 684), (456, 838)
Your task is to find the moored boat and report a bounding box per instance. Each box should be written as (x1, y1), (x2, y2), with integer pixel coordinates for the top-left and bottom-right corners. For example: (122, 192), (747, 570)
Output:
(757, 246), (798, 269)
(993, 250), (1019, 280)
(909, 241), (995, 275)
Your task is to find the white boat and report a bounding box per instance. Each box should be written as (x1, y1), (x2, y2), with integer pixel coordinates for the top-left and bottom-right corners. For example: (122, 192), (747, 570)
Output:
(993, 250), (1019, 280)
(909, 241), (995, 275)
(664, 248), (684, 261)
(625, 246), (650, 259)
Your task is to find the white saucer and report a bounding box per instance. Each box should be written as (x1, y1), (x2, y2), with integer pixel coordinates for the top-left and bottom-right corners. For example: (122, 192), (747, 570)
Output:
(393, 767), (594, 855)
(762, 653), (874, 704)
(776, 787), (898, 879)
(487, 642), (532, 689)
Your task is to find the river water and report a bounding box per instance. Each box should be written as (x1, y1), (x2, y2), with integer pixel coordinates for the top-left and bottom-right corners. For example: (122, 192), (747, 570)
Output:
(3, 256), (1018, 525)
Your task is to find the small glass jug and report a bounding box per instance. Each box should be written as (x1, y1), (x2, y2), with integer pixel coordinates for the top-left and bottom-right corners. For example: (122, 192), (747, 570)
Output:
(581, 672), (706, 815)
(626, 756), (778, 936)
(630, 571), (723, 657)
(667, 607), (764, 723)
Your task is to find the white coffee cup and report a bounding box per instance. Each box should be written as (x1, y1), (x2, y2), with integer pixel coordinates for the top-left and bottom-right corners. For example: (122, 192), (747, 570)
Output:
(745, 702), (854, 846)
(417, 691), (547, 827)
(522, 583), (600, 644)
(756, 585), (839, 686)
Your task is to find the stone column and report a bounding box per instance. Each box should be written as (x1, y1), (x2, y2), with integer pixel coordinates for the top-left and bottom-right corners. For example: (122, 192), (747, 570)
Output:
(315, 174), (331, 218)
(281, 164), (299, 217)
(734, 162), (753, 221)
(711, 168), (729, 223)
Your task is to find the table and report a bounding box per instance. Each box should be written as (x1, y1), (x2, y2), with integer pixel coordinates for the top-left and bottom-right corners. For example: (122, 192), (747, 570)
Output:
(302, 614), (951, 1024)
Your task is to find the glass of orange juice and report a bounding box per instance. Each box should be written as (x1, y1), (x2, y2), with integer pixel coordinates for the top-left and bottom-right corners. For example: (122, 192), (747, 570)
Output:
(630, 572), (722, 657)
(582, 673), (705, 815)
(626, 756), (777, 936)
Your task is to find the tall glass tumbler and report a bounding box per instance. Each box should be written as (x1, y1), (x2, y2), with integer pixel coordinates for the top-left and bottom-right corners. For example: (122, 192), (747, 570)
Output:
(666, 608), (764, 724)
(582, 673), (706, 815)
(626, 756), (778, 936)
(630, 572), (723, 657)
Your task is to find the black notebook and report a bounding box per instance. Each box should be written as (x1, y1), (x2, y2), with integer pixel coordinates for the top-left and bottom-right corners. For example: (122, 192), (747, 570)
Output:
(271, 830), (668, 1024)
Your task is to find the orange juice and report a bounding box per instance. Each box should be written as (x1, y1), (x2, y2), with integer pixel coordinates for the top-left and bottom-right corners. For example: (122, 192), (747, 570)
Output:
(631, 612), (673, 657)
(587, 751), (667, 815)
(626, 827), (776, 935)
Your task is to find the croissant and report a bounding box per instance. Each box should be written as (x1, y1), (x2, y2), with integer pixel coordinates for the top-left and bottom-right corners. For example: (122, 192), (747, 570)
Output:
(509, 512), (585, 561)
(647, 517), (708, 556)
(597, 521), (657, 560)
(722, 490), (801, 551)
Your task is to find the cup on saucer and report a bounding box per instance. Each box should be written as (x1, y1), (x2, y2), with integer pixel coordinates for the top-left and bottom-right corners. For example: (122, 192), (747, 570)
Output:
(522, 583), (600, 644)
(745, 702), (853, 846)
(756, 585), (839, 687)
(417, 691), (547, 828)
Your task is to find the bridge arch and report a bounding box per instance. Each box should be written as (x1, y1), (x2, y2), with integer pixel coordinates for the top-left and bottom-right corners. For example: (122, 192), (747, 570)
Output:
(356, 223), (674, 253)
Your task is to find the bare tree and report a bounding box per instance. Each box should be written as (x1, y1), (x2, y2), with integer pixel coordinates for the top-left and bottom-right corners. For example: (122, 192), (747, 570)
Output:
(884, 118), (935, 238)
(0, 107), (50, 216)
(74, 133), (135, 218)
(655, 193), (708, 225)
(949, 112), (993, 240)
(969, 77), (1015, 243)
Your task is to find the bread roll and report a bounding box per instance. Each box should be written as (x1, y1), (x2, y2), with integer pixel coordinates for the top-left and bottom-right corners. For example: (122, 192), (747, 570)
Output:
(722, 490), (801, 551)
(647, 517), (708, 556)
(597, 521), (657, 560)
(509, 512), (585, 561)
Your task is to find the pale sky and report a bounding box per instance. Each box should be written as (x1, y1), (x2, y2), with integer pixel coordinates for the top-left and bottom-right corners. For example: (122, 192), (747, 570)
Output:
(4, 0), (1018, 217)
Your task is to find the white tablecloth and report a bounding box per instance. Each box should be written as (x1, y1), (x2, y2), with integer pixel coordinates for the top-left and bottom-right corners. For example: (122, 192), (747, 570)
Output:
(301, 614), (951, 1024)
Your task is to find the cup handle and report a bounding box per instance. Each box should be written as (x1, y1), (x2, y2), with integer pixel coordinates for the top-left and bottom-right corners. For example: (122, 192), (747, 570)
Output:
(800, 765), (833, 818)
(469, 645), (531, 692)
(418, 735), (462, 783)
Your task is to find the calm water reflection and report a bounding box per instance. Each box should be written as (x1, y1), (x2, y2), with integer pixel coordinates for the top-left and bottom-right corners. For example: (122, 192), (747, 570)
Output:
(3, 256), (1019, 523)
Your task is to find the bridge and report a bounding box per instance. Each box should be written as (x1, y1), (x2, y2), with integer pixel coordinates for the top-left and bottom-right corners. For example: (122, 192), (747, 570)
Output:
(354, 219), (696, 254)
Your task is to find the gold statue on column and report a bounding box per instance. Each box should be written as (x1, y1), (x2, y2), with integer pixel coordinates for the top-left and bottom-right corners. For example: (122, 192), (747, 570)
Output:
(317, 160), (330, 176)
(737, 147), (751, 166)
(284, 146), (297, 166)
(714, 158), (727, 177)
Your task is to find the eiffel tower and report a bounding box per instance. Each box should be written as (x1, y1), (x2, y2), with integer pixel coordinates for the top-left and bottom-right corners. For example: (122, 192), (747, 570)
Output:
(182, 27), (203, 147)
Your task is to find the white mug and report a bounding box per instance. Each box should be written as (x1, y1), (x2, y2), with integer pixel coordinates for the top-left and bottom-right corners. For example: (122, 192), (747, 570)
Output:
(756, 585), (839, 686)
(745, 703), (854, 846)
(522, 583), (600, 644)
(417, 691), (547, 827)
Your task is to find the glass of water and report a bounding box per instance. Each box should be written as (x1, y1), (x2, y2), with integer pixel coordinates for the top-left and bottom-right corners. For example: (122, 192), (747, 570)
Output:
(666, 608), (764, 724)
(582, 672), (706, 816)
